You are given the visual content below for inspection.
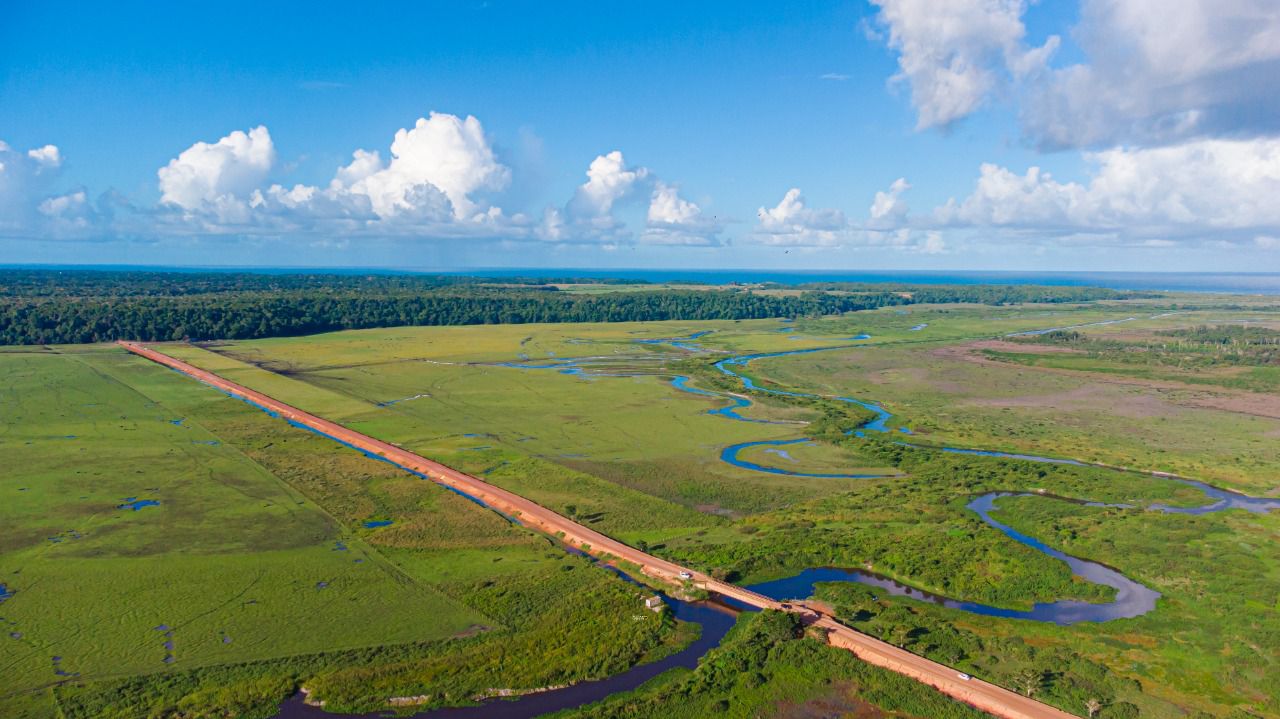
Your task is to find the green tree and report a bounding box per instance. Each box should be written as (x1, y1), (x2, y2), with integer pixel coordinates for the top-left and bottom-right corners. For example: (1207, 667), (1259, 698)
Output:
(1014, 668), (1044, 698)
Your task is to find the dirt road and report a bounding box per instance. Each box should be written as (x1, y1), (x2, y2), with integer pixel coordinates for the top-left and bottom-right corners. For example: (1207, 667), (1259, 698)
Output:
(119, 340), (1079, 719)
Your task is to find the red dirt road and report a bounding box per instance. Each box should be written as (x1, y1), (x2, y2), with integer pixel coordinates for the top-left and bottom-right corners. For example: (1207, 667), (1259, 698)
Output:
(119, 341), (1079, 719)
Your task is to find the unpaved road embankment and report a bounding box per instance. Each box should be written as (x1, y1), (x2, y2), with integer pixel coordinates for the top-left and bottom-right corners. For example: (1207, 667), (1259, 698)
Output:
(119, 340), (1078, 719)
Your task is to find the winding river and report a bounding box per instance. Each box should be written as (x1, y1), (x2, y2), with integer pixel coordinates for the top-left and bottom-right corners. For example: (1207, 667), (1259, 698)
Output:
(268, 326), (1276, 718)
(498, 329), (1277, 626)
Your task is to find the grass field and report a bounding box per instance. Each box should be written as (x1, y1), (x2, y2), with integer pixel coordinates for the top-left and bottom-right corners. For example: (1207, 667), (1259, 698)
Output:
(749, 320), (1280, 492)
(4, 296), (1279, 718)
(183, 299), (1280, 717)
(0, 347), (691, 718)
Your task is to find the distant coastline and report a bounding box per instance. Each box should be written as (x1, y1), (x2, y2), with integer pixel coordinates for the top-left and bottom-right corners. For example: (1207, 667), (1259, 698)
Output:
(3, 264), (1279, 294)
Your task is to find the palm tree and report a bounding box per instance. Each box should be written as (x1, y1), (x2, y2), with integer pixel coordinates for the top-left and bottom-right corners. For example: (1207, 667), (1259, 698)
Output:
(1085, 698), (1104, 717)
(889, 625), (912, 647)
(1014, 668), (1043, 697)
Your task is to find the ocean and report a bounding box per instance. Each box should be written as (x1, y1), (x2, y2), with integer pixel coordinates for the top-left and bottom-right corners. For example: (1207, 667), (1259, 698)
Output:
(5, 265), (1280, 294)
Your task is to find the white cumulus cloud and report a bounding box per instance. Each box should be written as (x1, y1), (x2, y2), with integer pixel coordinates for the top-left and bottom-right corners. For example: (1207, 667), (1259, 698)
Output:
(342, 113), (510, 220)
(1, 140), (92, 238)
(1024, 0), (1280, 148)
(152, 113), (513, 236)
(871, 0), (1280, 148)
(158, 126), (275, 212)
(567, 150), (649, 219)
(538, 150), (657, 244)
(869, 177), (911, 227)
(27, 145), (62, 169)
(754, 188), (849, 246)
(870, 0), (1057, 129)
(643, 182), (721, 246)
(934, 137), (1280, 240)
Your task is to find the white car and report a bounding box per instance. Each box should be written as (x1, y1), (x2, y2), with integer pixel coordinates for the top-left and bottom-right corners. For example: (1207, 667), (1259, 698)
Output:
(678, 571), (693, 580)
(957, 673), (971, 681)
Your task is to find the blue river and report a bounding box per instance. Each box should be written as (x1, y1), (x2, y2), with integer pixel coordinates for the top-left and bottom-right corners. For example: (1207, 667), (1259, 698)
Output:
(264, 326), (1277, 718)
(493, 328), (1278, 626)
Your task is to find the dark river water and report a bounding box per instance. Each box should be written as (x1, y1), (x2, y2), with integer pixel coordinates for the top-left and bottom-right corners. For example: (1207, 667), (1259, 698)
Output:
(274, 593), (738, 719)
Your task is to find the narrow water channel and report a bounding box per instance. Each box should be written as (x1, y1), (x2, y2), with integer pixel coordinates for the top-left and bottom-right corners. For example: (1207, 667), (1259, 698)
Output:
(235, 324), (1277, 718)
(273, 594), (738, 719)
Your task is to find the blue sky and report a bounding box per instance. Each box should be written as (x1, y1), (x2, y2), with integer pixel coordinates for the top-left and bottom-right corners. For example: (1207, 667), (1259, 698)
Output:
(2, 1), (1278, 271)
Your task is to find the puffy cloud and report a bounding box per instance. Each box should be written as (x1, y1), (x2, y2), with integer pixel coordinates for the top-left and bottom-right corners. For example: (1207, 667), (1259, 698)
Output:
(751, 186), (951, 253)
(869, 0), (1057, 129)
(868, 177), (911, 227)
(37, 190), (96, 232)
(567, 150), (648, 218)
(537, 150), (656, 244)
(151, 113), (512, 236)
(331, 149), (382, 189)
(871, 0), (1280, 148)
(248, 183), (377, 227)
(643, 182), (721, 246)
(647, 182), (701, 226)
(158, 126), (275, 211)
(754, 189), (849, 246)
(38, 190), (87, 217)
(342, 113), (510, 220)
(1, 140), (83, 236)
(934, 138), (1280, 239)
(147, 120), (714, 247)
(27, 145), (62, 169)
(1024, 0), (1280, 148)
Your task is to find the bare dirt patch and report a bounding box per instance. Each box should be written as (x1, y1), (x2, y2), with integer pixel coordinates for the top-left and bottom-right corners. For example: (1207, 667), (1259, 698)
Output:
(965, 384), (1177, 420)
(1182, 392), (1280, 421)
(865, 367), (929, 385)
(931, 340), (1084, 363)
(865, 366), (968, 395)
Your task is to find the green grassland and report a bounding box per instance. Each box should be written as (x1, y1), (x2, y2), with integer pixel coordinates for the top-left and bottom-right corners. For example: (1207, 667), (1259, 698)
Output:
(163, 326), (904, 525)
(554, 610), (988, 719)
(4, 297), (1279, 718)
(746, 314), (1280, 493)
(0, 347), (695, 718)
(668, 445), (1280, 716)
(194, 301), (1279, 716)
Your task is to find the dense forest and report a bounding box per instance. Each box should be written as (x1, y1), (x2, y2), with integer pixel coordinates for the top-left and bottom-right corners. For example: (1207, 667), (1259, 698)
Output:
(0, 269), (643, 298)
(0, 269), (1147, 345)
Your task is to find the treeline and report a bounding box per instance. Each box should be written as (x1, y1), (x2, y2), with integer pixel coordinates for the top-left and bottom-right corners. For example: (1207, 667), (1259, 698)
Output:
(0, 287), (910, 344)
(0, 269), (1143, 345)
(1157, 324), (1280, 346)
(1017, 324), (1280, 367)
(0, 269), (643, 298)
